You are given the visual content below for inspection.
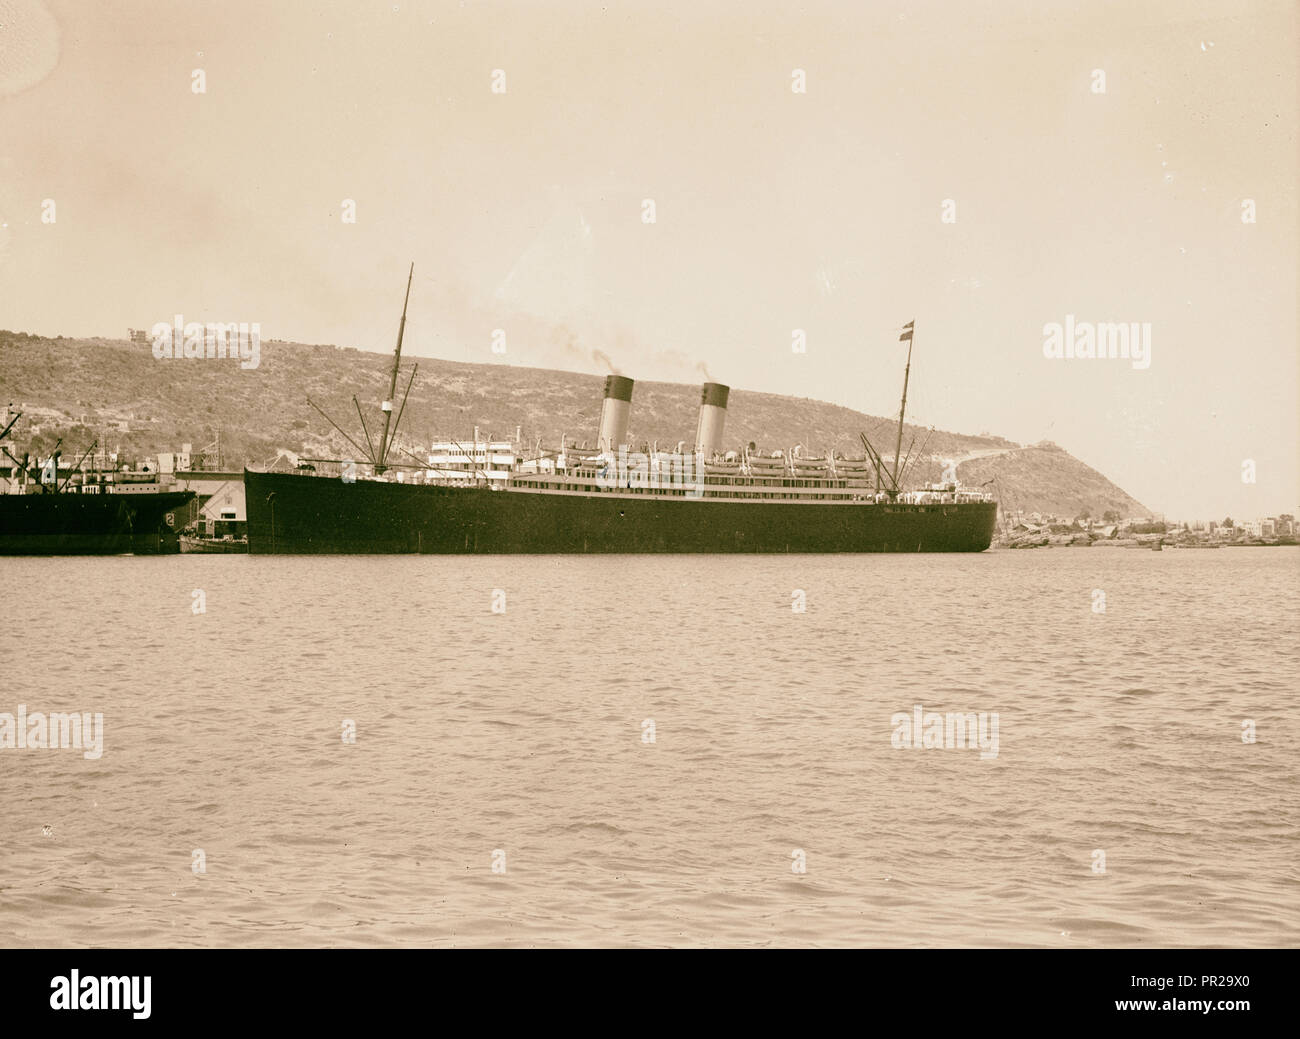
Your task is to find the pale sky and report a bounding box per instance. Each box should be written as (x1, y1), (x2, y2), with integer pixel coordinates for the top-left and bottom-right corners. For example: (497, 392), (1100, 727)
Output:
(1, 0), (1296, 520)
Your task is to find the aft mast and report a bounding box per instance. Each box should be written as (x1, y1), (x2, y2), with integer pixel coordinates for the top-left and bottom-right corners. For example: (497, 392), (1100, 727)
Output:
(892, 320), (914, 489)
(377, 262), (414, 473)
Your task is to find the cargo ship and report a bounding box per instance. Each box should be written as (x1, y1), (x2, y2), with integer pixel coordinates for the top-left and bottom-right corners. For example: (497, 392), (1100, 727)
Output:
(0, 412), (197, 555)
(245, 267), (996, 554)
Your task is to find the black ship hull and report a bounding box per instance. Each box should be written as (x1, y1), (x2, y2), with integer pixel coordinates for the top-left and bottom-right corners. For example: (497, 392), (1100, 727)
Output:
(245, 469), (997, 554)
(0, 491), (197, 555)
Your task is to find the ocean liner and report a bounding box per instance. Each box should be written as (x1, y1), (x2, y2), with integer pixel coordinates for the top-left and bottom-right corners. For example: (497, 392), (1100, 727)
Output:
(245, 267), (997, 554)
(0, 412), (197, 555)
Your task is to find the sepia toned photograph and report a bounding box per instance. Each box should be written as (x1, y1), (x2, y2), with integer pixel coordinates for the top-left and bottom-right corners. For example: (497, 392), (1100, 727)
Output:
(0, 0), (1295, 1005)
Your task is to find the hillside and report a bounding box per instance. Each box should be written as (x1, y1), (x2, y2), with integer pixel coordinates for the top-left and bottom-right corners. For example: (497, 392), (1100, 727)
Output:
(954, 445), (1152, 522)
(0, 331), (1152, 519)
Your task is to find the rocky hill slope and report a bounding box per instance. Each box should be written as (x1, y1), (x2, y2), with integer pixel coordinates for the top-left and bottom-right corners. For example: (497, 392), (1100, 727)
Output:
(0, 331), (1152, 519)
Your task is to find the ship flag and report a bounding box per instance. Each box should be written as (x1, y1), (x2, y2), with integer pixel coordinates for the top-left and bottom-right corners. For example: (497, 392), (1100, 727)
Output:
(899, 320), (915, 343)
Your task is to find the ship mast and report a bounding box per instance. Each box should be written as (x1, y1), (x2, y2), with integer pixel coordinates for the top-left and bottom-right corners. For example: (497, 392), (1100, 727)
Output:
(301, 263), (422, 477)
(376, 262), (414, 472)
(892, 320), (915, 489)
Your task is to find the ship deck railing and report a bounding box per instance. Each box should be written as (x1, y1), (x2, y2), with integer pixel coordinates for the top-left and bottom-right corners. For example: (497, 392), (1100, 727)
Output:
(507, 469), (994, 505)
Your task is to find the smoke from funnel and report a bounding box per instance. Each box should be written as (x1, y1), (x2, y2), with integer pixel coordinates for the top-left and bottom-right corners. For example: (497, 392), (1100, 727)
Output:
(592, 349), (618, 374)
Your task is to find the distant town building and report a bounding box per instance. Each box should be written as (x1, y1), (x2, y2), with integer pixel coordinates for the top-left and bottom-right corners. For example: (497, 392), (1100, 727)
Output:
(155, 444), (192, 474)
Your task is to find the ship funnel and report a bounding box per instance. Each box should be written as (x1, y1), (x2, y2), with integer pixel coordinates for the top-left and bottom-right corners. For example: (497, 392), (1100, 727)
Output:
(596, 375), (635, 452)
(694, 382), (729, 459)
